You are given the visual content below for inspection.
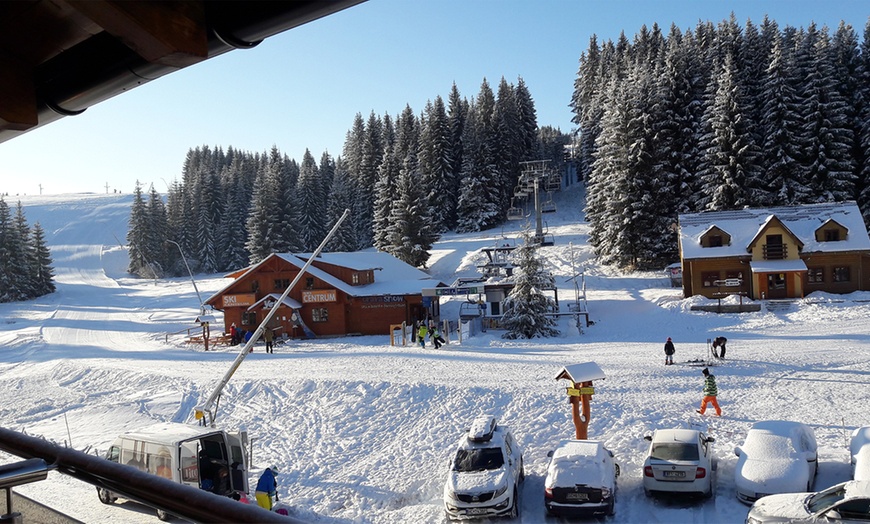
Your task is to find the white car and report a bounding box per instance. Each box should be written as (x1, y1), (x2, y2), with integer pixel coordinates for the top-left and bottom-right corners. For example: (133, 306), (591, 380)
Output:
(544, 439), (619, 517)
(850, 426), (870, 480)
(734, 420), (818, 505)
(746, 480), (870, 523)
(443, 415), (524, 520)
(642, 428), (716, 498)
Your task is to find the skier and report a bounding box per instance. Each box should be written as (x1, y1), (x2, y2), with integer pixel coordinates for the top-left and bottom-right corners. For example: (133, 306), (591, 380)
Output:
(417, 323), (428, 348)
(697, 367), (722, 416)
(255, 466), (279, 510)
(264, 328), (274, 354)
(712, 336), (727, 359)
(431, 325), (446, 349)
(663, 337), (675, 365)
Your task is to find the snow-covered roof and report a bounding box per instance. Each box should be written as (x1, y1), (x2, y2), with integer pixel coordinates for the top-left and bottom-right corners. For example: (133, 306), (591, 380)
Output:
(247, 293), (302, 311)
(555, 362), (606, 383)
(749, 259), (808, 274)
(679, 201), (870, 260)
(205, 251), (443, 306)
(117, 422), (225, 444)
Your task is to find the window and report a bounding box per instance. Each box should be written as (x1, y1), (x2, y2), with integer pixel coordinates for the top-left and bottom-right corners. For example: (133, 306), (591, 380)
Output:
(352, 273), (360, 284)
(242, 311), (256, 326)
(824, 229), (841, 241)
(251, 280), (259, 293)
(312, 307), (329, 322)
(807, 268), (824, 284)
(702, 272), (719, 288)
(708, 235), (723, 247)
(274, 278), (289, 290)
(305, 277), (315, 290)
(833, 267), (851, 283)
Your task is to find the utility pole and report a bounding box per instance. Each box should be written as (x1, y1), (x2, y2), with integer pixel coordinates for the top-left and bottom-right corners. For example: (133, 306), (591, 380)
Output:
(105, 182), (110, 194)
(38, 184), (43, 195)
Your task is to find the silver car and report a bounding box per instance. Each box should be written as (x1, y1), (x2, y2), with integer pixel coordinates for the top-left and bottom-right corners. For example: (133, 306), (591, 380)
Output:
(642, 428), (716, 498)
(746, 480), (870, 523)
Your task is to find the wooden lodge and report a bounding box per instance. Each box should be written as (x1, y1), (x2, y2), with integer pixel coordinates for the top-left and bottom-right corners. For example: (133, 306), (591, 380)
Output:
(678, 202), (870, 300)
(205, 252), (444, 338)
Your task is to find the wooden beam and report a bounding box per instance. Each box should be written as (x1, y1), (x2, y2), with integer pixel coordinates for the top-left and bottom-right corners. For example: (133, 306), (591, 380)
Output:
(65, 1), (208, 68)
(0, 54), (37, 131)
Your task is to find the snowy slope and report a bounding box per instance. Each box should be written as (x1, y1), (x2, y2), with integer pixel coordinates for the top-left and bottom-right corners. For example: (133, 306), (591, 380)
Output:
(1, 189), (869, 523)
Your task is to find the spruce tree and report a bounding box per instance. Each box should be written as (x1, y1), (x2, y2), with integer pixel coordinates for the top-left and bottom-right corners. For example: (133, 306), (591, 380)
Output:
(30, 222), (55, 296)
(502, 228), (559, 339)
(325, 158), (357, 252)
(297, 149), (327, 251)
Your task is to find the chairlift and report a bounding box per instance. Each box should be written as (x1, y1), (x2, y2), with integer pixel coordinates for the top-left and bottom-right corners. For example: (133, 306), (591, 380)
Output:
(507, 198), (525, 221)
(541, 195), (557, 214)
(546, 173), (561, 192)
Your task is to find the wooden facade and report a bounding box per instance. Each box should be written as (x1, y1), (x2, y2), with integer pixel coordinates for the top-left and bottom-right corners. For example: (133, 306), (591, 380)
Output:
(205, 253), (442, 338)
(678, 203), (870, 300)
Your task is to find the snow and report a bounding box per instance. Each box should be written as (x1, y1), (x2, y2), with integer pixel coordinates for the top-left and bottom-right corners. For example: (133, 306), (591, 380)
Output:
(2, 187), (870, 523)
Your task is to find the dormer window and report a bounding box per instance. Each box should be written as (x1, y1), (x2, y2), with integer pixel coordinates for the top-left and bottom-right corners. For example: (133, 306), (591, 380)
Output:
(700, 226), (730, 248)
(352, 272), (360, 284)
(815, 219), (847, 242)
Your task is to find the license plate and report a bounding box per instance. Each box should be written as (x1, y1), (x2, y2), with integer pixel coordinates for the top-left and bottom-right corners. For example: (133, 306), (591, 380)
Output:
(566, 492), (589, 501)
(662, 470), (685, 478)
(467, 508), (487, 515)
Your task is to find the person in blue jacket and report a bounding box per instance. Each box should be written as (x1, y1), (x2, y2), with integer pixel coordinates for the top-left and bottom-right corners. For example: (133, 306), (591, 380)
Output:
(255, 466), (278, 510)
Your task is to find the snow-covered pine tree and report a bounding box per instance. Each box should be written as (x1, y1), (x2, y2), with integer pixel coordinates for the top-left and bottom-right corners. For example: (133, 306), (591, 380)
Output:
(446, 83), (467, 230)
(501, 228), (559, 339)
(698, 52), (758, 211)
(145, 185), (169, 274)
(797, 23), (855, 202)
(418, 96), (452, 233)
(858, 19), (870, 226)
(9, 202), (34, 299)
(127, 181), (155, 277)
(297, 149), (328, 252)
(373, 116), (399, 251)
(325, 158), (357, 252)
(0, 198), (12, 301)
(386, 151), (434, 268)
(245, 164), (279, 264)
(29, 222), (55, 296)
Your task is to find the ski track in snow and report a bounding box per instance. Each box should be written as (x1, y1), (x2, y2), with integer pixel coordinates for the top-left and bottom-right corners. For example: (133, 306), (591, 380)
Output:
(0, 190), (869, 523)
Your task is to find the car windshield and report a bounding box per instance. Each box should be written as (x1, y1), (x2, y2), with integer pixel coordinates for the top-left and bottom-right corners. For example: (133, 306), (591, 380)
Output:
(650, 443), (699, 461)
(453, 447), (504, 472)
(807, 485), (847, 513)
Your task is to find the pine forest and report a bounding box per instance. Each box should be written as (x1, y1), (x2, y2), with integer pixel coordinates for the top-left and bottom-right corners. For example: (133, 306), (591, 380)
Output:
(0, 198), (55, 302)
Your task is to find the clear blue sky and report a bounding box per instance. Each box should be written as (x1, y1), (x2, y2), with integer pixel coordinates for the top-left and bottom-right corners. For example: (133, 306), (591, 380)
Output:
(1, 0), (867, 196)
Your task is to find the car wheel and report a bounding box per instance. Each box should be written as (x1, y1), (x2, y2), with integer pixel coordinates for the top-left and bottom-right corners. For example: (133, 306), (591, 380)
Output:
(519, 458), (525, 483)
(509, 487), (518, 518)
(97, 487), (115, 505)
(156, 509), (172, 521)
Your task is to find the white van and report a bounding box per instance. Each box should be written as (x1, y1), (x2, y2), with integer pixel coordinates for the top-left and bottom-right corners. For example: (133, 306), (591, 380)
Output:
(97, 422), (250, 520)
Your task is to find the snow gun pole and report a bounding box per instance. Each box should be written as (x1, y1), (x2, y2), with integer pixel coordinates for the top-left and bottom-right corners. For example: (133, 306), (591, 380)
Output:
(193, 208), (351, 427)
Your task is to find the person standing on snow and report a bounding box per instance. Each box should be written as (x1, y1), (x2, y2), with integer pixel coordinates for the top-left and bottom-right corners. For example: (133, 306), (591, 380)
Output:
(264, 328), (274, 354)
(697, 367), (722, 416)
(417, 323), (428, 348)
(663, 337), (675, 365)
(431, 325), (446, 349)
(255, 466), (279, 510)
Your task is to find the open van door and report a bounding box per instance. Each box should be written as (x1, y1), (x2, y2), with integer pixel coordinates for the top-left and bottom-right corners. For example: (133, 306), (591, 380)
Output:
(179, 440), (201, 489)
(226, 432), (249, 493)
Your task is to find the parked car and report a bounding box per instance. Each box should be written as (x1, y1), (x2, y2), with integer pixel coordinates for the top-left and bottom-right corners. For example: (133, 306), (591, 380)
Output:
(745, 480), (870, 523)
(544, 439), (619, 517)
(850, 426), (870, 480)
(734, 420), (818, 505)
(642, 428), (716, 498)
(443, 415), (524, 520)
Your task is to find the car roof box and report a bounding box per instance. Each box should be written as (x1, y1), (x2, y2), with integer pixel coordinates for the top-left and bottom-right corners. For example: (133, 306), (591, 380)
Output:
(467, 415), (497, 442)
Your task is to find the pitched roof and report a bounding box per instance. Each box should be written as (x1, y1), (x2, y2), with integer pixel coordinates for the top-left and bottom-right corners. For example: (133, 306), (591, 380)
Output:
(679, 201), (870, 260)
(206, 251), (444, 306)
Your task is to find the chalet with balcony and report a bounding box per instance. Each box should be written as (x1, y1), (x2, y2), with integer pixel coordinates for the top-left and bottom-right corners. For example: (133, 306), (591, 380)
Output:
(205, 252), (444, 338)
(678, 202), (870, 300)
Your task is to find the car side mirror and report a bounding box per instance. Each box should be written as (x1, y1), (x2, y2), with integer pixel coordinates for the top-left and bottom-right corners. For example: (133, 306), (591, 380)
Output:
(706, 436), (716, 443)
(644, 435), (652, 442)
(825, 510), (842, 519)
(547, 450), (554, 458)
(734, 446), (742, 457)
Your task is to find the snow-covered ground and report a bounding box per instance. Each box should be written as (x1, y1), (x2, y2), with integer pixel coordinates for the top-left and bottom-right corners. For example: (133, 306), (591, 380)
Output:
(2, 188), (869, 523)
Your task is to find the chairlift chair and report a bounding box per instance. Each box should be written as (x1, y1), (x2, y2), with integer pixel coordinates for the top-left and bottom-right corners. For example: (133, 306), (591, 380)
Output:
(546, 173), (561, 192)
(540, 196), (557, 214)
(507, 198), (525, 220)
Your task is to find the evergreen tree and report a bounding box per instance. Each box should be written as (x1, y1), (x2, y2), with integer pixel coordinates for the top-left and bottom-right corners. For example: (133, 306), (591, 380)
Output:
(127, 181), (156, 277)
(297, 149), (328, 251)
(29, 222), (55, 296)
(373, 116), (400, 251)
(0, 198), (12, 301)
(418, 96), (452, 233)
(501, 228), (559, 339)
(245, 165), (279, 263)
(446, 83), (467, 230)
(386, 151), (435, 268)
(325, 158), (357, 252)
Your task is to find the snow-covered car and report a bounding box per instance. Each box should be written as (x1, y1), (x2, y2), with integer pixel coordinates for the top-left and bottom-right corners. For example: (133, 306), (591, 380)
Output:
(443, 415), (524, 520)
(734, 420), (818, 505)
(745, 480), (870, 523)
(642, 428), (716, 498)
(850, 426), (870, 481)
(544, 439), (619, 517)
